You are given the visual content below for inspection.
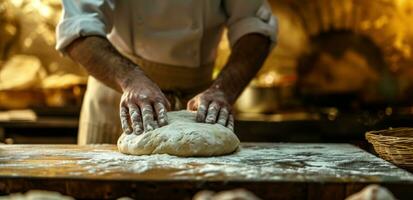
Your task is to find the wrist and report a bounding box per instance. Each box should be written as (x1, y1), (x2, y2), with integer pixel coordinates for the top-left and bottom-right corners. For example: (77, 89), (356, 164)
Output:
(210, 81), (237, 105)
(117, 67), (149, 92)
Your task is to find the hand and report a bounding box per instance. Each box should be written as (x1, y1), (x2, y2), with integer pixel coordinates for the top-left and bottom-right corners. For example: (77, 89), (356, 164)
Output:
(187, 86), (234, 131)
(120, 75), (170, 135)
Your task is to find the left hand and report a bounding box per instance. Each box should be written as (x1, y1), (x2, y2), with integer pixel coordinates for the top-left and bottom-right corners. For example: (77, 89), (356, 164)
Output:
(187, 86), (234, 131)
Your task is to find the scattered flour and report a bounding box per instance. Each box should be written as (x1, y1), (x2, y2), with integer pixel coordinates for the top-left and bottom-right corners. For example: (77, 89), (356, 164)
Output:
(1, 144), (412, 182)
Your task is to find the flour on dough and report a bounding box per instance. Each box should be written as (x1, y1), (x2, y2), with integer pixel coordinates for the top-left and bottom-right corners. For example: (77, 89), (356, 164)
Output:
(117, 110), (240, 157)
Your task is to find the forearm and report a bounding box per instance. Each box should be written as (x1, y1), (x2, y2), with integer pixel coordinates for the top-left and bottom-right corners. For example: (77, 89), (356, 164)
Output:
(66, 36), (146, 92)
(213, 33), (271, 104)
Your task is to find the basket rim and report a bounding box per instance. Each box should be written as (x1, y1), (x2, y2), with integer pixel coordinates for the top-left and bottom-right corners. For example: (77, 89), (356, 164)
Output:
(365, 128), (413, 168)
(365, 128), (413, 139)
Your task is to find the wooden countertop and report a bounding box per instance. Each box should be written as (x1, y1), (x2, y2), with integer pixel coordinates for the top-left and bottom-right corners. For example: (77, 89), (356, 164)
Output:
(0, 143), (412, 199)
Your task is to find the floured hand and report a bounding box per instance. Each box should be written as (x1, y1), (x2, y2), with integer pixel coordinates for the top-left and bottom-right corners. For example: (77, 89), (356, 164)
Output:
(120, 75), (170, 135)
(187, 85), (234, 131)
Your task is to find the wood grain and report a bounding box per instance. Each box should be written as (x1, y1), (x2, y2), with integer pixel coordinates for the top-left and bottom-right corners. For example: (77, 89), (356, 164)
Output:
(0, 143), (412, 199)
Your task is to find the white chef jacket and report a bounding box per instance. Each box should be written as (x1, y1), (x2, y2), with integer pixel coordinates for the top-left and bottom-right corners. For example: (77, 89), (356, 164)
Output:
(56, 0), (277, 68)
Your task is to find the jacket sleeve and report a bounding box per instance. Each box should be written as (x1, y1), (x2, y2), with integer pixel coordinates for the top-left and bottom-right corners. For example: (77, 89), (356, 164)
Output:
(55, 0), (114, 53)
(223, 0), (278, 48)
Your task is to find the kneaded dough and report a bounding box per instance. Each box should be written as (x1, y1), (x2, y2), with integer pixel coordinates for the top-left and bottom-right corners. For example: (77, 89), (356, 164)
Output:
(0, 190), (74, 200)
(117, 110), (240, 157)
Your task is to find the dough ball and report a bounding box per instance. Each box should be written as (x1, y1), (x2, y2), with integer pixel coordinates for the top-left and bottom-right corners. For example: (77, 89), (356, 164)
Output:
(117, 110), (240, 157)
(345, 185), (395, 200)
(193, 189), (261, 200)
(0, 190), (74, 200)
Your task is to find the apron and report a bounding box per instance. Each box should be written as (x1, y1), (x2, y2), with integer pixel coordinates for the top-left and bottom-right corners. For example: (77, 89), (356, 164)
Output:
(78, 54), (214, 144)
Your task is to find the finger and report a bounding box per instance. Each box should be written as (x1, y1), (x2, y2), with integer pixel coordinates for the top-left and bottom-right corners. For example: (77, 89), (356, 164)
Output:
(196, 99), (209, 122)
(205, 102), (219, 124)
(154, 102), (168, 127)
(128, 103), (143, 135)
(163, 97), (172, 111)
(227, 114), (234, 131)
(187, 99), (196, 111)
(141, 103), (158, 132)
(217, 108), (229, 126)
(120, 105), (132, 134)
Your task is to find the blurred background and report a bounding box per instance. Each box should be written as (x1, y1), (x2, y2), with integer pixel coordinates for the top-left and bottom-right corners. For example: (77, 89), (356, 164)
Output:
(1, 0), (413, 146)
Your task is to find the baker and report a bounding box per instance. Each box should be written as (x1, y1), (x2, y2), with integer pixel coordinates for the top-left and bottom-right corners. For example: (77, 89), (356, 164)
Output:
(56, 1), (277, 144)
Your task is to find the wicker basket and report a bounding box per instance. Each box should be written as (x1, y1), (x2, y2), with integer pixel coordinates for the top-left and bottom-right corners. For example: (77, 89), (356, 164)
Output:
(366, 128), (413, 170)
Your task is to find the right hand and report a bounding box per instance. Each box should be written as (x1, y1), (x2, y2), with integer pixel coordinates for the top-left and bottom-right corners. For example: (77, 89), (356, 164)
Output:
(119, 75), (170, 135)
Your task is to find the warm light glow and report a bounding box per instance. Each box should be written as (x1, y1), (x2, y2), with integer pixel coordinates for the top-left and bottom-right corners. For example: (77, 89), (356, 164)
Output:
(374, 16), (389, 29)
(5, 24), (16, 35)
(23, 38), (32, 48)
(10, 0), (23, 7)
(30, 0), (53, 18)
(256, 71), (282, 87)
(265, 71), (281, 85)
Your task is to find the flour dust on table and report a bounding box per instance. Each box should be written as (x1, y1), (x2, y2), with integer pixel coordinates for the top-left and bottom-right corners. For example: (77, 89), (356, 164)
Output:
(117, 110), (240, 157)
